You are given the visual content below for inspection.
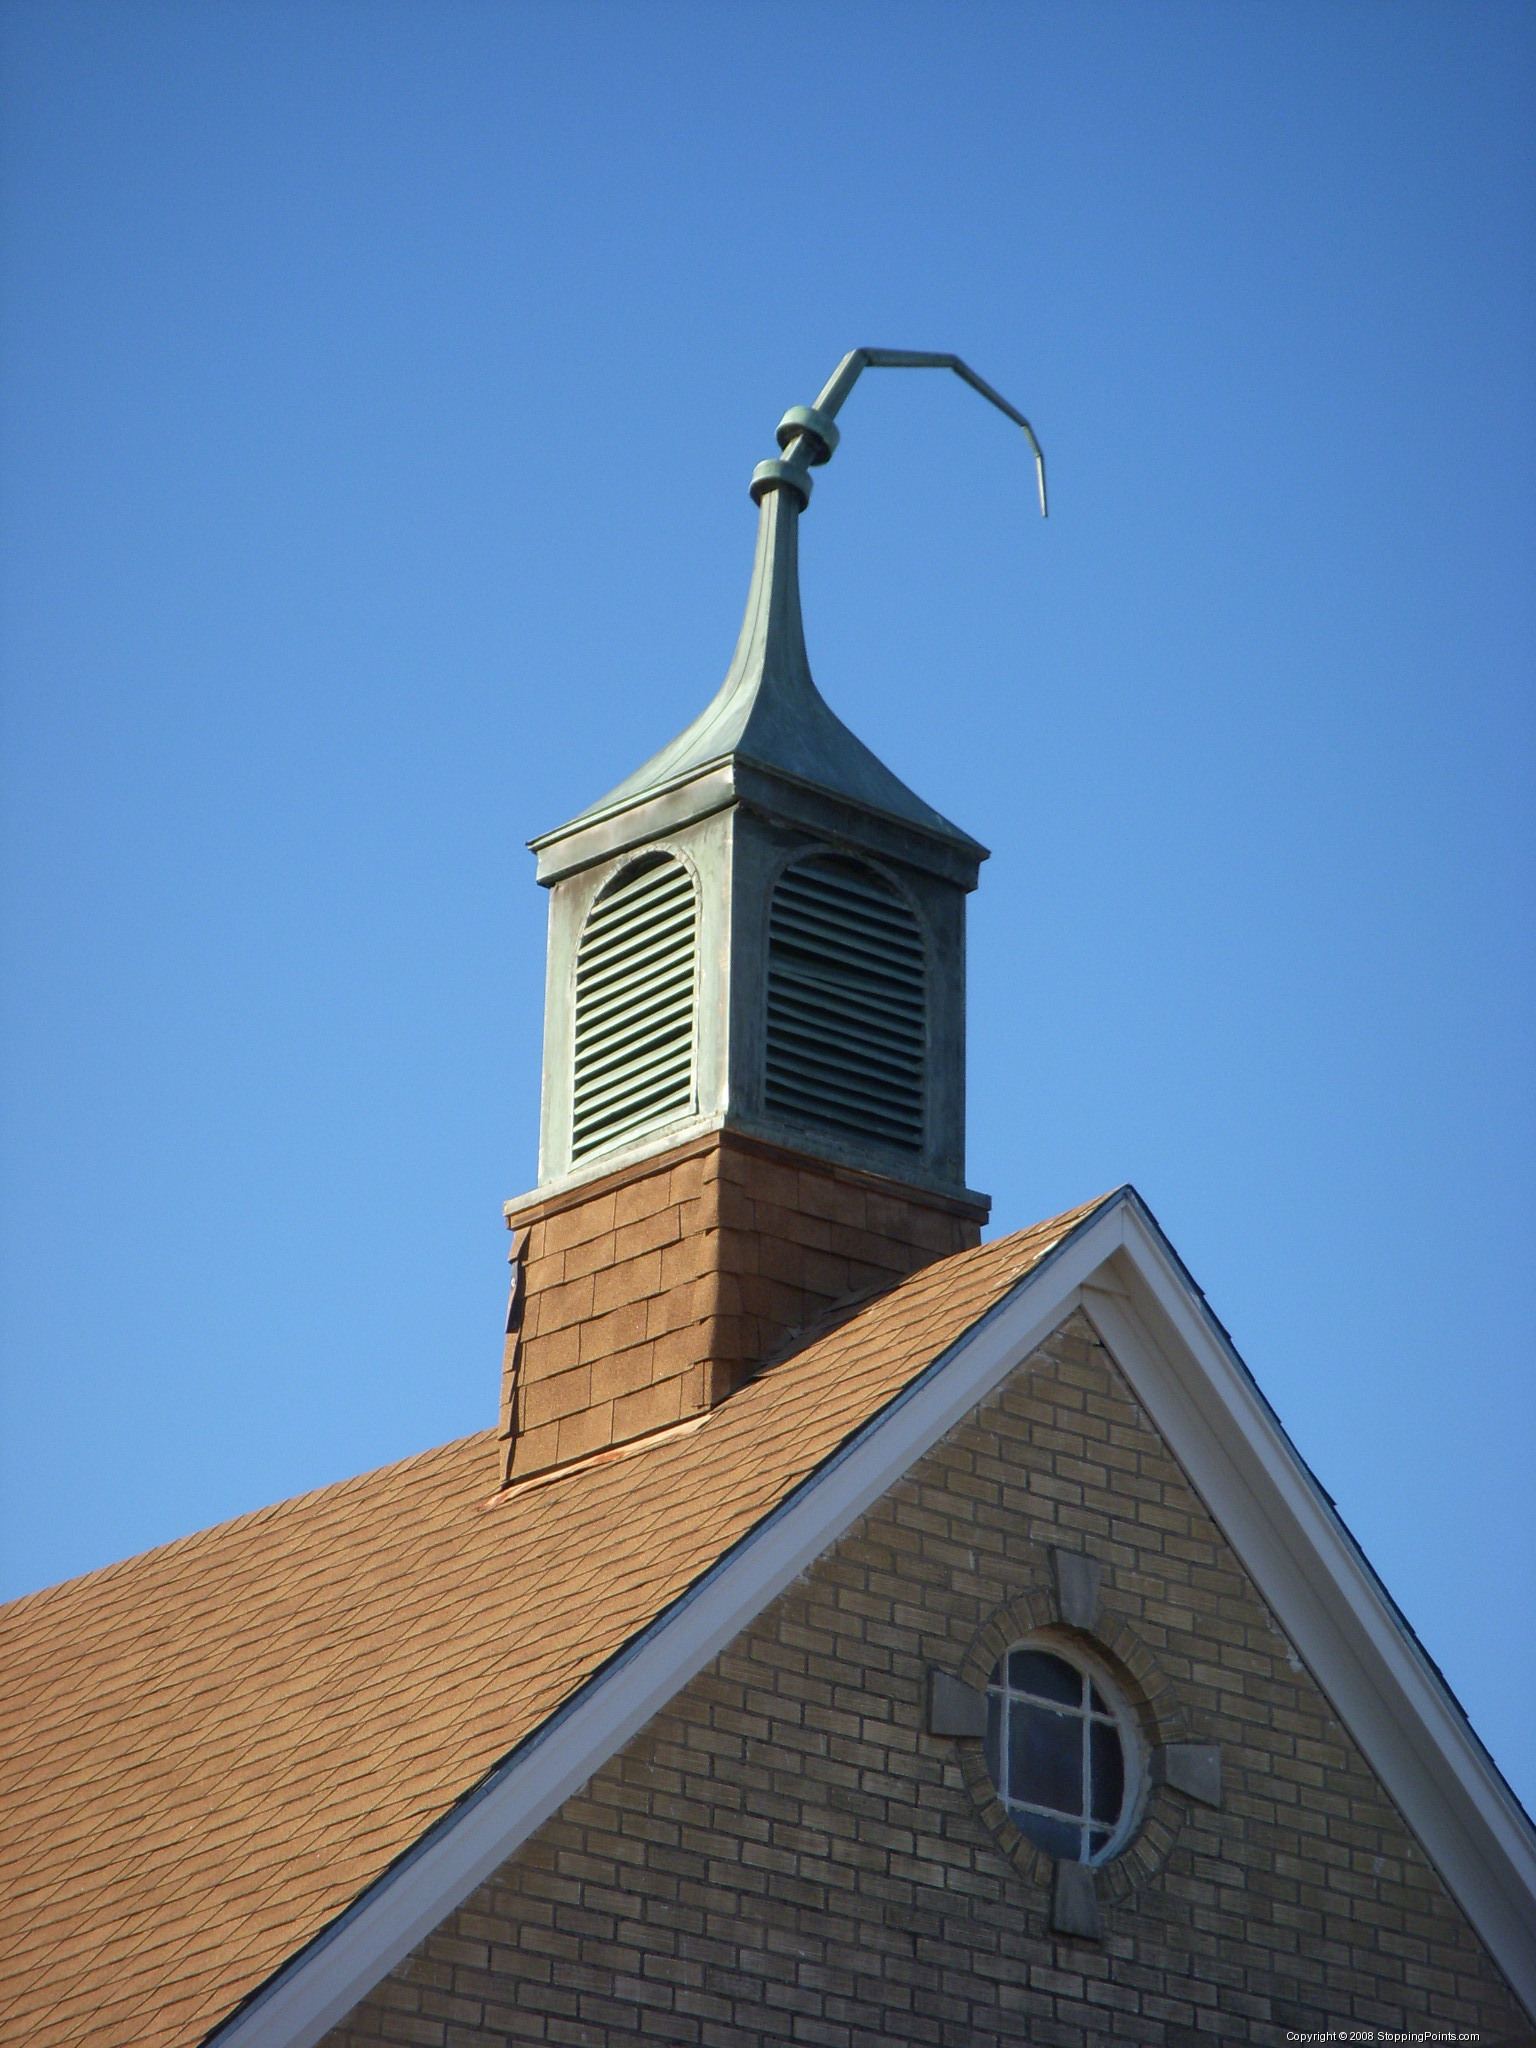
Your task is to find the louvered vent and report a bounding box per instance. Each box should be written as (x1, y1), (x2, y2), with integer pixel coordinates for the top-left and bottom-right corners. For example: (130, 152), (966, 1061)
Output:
(766, 853), (925, 1152)
(572, 854), (697, 1162)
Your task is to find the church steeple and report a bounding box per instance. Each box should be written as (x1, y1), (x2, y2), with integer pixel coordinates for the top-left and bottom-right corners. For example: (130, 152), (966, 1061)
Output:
(546, 439), (983, 863)
(500, 353), (1045, 1484)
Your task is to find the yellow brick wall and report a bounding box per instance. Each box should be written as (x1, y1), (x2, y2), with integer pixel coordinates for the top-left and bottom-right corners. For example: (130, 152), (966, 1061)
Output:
(328, 1311), (1528, 2043)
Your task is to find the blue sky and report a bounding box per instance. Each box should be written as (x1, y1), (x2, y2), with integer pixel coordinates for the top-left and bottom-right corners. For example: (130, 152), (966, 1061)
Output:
(2, 2), (1532, 1813)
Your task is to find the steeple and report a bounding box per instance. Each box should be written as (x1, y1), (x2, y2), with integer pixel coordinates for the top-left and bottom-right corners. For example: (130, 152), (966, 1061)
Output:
(533, 348), (1042, 893)
(547, 469), (982, 862)
(499, 352), (1046, 1484)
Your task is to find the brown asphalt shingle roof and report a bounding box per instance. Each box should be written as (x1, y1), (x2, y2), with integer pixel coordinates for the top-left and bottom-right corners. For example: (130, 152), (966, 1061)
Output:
(0, 1199), (1106, 2048)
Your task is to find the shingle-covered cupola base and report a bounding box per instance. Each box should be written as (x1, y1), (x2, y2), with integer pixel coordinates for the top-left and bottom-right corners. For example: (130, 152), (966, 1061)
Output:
(498, 1129), (984, 1484)
(499, 375), (1000, 1484)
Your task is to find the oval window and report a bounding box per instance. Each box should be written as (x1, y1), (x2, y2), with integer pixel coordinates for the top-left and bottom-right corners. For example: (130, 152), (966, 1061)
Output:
(983, 1643), (1137, 1864)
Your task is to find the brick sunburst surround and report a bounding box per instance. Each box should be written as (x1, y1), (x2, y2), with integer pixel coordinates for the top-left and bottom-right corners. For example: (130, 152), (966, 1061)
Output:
(498, 1132), (987, 1485)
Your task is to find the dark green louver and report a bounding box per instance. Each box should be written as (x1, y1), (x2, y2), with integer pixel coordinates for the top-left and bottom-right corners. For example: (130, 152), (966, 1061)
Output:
(766, 854), (926, 1152)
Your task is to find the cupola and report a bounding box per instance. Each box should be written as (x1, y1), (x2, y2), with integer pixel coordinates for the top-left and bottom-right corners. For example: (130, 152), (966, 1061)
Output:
(498, 351), (1046, 1485)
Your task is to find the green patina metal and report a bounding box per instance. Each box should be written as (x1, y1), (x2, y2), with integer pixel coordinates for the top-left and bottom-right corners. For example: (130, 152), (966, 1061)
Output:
(528, 352), (1045, 1203)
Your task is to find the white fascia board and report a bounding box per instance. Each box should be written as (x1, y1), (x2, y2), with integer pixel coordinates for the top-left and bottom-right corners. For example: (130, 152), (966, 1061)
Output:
(207, 1201), (1127, 2048)
(210, 1188), (1536, 2043)
(1081, 1200), (1536, 2017)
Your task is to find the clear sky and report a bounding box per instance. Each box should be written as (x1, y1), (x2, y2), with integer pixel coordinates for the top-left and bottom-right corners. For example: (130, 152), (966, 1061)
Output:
(2, 3), (1532, 1812)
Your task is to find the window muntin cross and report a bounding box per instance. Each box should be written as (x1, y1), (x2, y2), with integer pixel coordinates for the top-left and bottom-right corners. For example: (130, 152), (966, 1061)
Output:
(984, 1646), (1130, 1864)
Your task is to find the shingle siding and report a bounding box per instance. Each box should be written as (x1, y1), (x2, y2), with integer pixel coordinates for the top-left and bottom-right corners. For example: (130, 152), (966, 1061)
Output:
(325, 1312), (1527, 2045)
(500, 1130), (984, 1483)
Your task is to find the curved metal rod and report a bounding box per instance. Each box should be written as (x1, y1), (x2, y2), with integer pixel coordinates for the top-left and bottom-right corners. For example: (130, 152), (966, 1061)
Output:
(807, 348), (1047, 516)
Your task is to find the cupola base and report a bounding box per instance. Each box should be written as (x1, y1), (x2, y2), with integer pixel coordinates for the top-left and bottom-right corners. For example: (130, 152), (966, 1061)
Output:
(498, 1130), (988, 1485)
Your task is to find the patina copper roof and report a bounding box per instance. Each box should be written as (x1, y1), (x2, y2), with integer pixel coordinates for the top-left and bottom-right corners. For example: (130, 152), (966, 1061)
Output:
(532, 475), (987, 866)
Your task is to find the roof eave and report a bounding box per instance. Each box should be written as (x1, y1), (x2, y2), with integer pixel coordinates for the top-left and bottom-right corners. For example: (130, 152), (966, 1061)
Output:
(530, 754), (988, 889)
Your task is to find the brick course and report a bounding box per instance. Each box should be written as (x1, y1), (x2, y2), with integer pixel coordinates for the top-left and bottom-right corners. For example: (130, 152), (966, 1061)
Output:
(498, 1133), (985, 1483)
(328, 1311), (1528, 2044)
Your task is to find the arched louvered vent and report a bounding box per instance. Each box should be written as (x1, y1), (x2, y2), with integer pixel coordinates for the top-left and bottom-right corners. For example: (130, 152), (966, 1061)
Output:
(572, 854), (697, 1162)
(766, 853), (926, 1152)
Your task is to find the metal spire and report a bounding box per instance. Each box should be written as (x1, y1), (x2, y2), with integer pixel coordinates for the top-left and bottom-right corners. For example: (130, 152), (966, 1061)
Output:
(538, 350), (1042, 860)
(748, 348), (1048, 517)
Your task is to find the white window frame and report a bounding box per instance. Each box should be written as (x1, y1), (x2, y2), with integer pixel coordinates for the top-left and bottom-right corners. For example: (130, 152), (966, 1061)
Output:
(985, 1638), (1141, 1865)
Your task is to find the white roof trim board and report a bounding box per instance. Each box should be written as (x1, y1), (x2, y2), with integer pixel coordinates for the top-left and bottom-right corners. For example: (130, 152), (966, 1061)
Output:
(208, 1191), (1536, 2046)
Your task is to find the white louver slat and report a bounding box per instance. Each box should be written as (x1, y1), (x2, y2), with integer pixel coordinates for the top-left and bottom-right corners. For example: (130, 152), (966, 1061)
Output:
(766, 854), (926, 1151)
(571, 855), (697, 1161)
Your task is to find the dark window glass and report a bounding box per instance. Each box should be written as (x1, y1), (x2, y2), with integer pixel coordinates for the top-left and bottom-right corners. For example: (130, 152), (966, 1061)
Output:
(1090, 1719), (1125, 1823)
(985, 1646), (1130, 1866)
(1016, 1811), (1082, 1862)
(1010, 1703), (1082, 1817)
(1009, 1649), (1081, 1705)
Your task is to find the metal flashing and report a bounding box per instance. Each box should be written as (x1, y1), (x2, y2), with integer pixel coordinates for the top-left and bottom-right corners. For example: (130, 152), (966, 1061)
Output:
(506, 1115), (991, 1230)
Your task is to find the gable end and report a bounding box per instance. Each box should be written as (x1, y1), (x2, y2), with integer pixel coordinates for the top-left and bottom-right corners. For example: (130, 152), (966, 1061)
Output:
(208, 1191), (1536, 2045)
